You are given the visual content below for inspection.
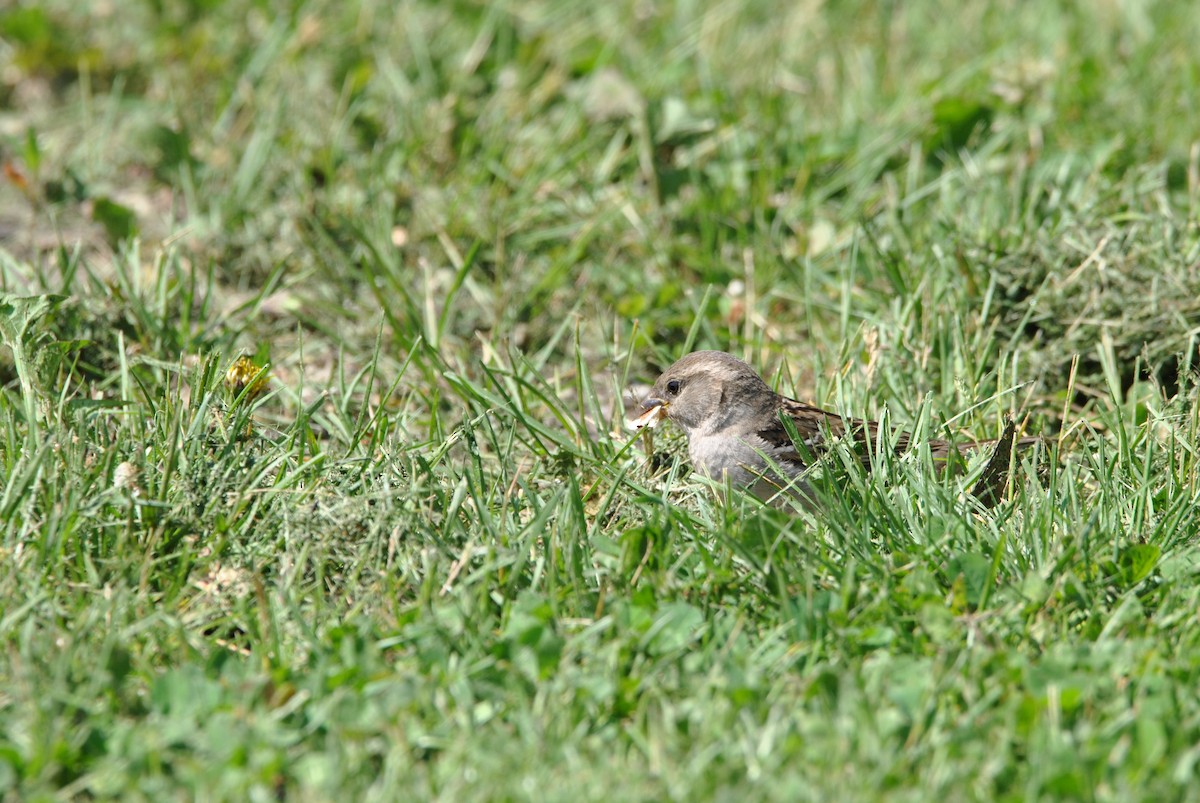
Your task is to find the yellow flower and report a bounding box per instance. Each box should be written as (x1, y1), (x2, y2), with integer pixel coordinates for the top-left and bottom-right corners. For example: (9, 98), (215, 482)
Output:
(224, 356), (269, 403)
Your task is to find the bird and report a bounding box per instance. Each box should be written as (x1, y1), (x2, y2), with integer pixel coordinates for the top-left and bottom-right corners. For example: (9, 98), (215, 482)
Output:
(632, 350), (1040, 506)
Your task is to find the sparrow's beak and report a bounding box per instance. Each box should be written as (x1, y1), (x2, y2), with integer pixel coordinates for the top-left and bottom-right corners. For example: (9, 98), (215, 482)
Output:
(631, 397), (668, 430)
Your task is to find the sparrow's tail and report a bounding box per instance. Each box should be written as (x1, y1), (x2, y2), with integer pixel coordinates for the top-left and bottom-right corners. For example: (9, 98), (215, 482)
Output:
(965, 420), (1046, 507)
(930, 433), (1046, 459)
(959, 435), (1046, 454)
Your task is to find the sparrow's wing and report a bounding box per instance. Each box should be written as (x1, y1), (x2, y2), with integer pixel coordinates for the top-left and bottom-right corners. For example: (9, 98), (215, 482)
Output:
(764, 397), (939, 470)
(761, 399), (915, 470)
(771, 397), (1043, 474)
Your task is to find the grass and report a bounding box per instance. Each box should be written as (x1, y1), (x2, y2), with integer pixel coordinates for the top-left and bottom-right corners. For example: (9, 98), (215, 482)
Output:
(2, 0), (1200, 799)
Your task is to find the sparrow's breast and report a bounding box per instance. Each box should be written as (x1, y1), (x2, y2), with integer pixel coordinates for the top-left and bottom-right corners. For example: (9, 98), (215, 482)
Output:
(688, 432), (805, 486)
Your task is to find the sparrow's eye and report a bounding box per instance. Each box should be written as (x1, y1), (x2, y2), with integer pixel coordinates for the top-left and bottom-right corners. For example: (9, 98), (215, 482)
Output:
(666, 379), (682, 396)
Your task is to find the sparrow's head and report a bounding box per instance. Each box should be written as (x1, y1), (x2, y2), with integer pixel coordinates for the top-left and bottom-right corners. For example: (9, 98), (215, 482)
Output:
(637, 351), (775, 435)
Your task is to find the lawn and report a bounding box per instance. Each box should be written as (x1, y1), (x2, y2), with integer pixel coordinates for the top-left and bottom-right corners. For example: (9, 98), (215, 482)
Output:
(2, 0), (1200, 800)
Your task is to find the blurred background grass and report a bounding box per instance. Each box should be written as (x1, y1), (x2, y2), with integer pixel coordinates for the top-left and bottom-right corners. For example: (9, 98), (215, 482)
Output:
(2, 0), (1200, 799)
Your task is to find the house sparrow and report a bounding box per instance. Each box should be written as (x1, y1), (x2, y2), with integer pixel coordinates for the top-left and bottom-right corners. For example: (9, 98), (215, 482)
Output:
(633, 350), (1039, 506)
